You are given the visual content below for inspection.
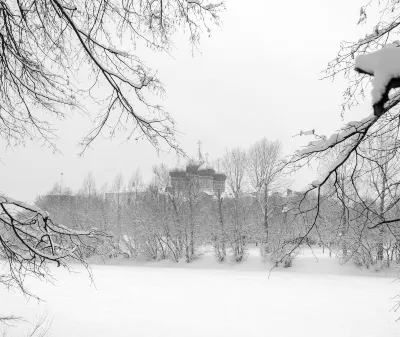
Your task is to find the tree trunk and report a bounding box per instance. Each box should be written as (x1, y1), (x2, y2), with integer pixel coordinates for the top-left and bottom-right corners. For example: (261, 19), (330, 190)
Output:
(341, 208), (347, 258)
(377, 163), (388, 264)
(263, 186), (269, 243)
(217, 192), (226, 260)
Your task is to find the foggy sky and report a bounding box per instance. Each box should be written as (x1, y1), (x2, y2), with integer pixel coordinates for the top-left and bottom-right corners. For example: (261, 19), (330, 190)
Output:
(1, 0), (373, 203)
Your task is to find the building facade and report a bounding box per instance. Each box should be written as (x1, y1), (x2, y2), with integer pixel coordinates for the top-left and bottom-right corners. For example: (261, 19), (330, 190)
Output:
(169, 159), (226, 195)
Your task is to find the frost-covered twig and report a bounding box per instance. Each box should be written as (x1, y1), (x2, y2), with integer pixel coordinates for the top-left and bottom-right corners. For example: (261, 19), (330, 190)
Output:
(0, 193), (106, 298)
(280, 49), (400, 263)
(323, 1), (400, 113)
(0, 0), (224, 154)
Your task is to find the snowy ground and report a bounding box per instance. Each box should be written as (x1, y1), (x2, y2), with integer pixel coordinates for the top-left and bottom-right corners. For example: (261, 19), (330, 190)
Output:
(2, 247), (400, 337)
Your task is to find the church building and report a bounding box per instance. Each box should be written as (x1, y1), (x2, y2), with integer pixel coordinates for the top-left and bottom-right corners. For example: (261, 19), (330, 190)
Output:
(169, 143), (226, 195)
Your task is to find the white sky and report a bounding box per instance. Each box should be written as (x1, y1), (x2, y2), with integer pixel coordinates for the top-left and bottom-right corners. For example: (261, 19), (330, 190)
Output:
(1, 0), (375, 203)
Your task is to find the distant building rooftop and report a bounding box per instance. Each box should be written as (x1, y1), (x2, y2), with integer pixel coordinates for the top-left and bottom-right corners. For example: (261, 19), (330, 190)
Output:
(169, 158), (226, 195)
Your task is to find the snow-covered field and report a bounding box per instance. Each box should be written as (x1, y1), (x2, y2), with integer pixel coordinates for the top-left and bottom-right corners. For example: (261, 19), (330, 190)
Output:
(2, 247), (400, 337)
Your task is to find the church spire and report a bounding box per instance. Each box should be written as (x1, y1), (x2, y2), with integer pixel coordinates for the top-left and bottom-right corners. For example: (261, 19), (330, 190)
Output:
(197, 140), (204, 164)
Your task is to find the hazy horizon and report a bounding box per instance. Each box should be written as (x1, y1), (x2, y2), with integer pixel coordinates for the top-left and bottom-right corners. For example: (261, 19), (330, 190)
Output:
(1, 0), (372, 203)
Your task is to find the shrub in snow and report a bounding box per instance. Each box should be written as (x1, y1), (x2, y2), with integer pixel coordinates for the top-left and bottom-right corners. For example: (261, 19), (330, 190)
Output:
(227, 247), (248, 263)
(268, 247), (298, 268)
(351, 254), (365, 268)
(213, 242), (227, 262)
(283, 256), (293, 268)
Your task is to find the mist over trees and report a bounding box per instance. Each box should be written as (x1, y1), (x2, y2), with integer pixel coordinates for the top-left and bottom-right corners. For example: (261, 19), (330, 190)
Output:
(35, 134), (400, 269)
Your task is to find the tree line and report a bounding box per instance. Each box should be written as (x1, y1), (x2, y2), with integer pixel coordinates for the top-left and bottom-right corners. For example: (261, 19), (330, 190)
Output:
(35, 135), (400, 269)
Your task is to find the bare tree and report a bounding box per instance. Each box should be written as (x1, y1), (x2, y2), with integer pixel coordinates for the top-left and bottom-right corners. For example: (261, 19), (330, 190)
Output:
(98, 182), (112, 232)
(184, 168), (202, 262)
(165, 186), (186, 260)
(0, 0), (224, 153)
(316, 143), (359, 258)
(324, 1), (400, 115)
(152, 164), (171, 192)
(1, 312), (52, 337)
(222, 147), (248, 262)
(211, 169), (227, 262)
(362, 130), (400, 265)
(0, 194), (101, 299)
(223, 148), (247, 200)
(47, 181), (73, 196)
(247, 138), (283, 251)
(79, 172), (97, 225)
(1, 0), (224, 323)
(36, 181), (78, 230)
(281, 1), (400, 263)
(129, 168), (144, 192)
(80, 172), (97, 199)
(112, 172), (125, 241)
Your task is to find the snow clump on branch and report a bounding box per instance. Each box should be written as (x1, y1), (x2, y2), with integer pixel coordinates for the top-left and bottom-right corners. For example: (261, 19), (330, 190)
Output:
(355, 43), (400, 104)
(295, 115), (376, 157)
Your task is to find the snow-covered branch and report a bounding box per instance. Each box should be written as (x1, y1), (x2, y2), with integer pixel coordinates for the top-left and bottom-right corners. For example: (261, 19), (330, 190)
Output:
(323, 3), (400, 114)
(295, 115), (377, 159)
(0, 193), (105, 297)
(186, 0), (224, 11)
(0, 0), (224, 155)
(291, 41), (400, 189)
